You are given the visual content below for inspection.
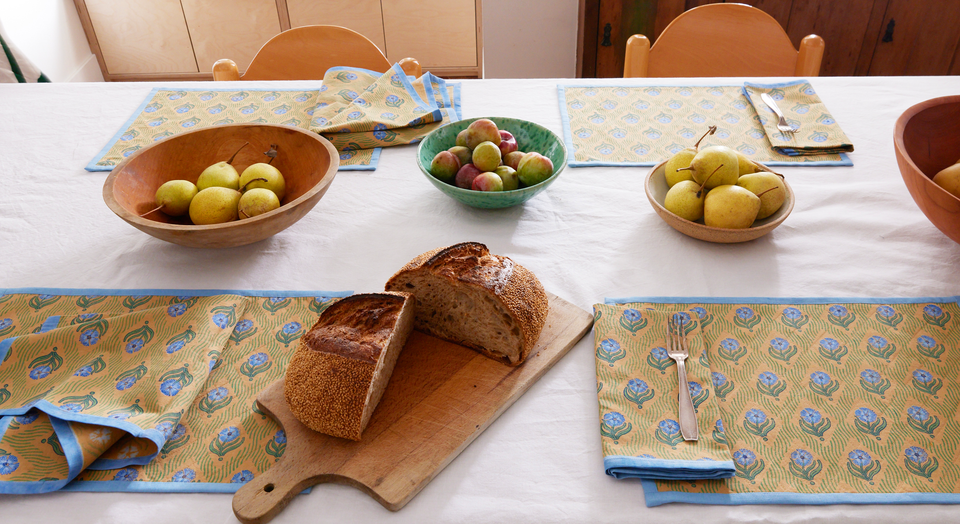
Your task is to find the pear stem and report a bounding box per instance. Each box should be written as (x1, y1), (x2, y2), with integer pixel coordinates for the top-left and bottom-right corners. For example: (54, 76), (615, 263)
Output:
(139, 204), (164, 217)
(227, 142), (250, 164)
(694, 125), (718, 150)
(696, 164), (724, 198)
(240, 177), (269, 192)
(264, 144), (279, 165)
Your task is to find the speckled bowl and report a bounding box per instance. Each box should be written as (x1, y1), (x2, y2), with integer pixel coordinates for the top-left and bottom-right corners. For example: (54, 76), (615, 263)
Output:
(416, 117), (566, 209)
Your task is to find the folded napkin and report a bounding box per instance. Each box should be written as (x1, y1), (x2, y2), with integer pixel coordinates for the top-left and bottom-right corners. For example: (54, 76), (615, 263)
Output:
(742, 80), (853, 156)
(593, 303), (735, 480)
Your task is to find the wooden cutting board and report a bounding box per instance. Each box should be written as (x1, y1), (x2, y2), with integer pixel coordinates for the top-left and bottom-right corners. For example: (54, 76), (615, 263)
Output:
(232, 293), (593, 524)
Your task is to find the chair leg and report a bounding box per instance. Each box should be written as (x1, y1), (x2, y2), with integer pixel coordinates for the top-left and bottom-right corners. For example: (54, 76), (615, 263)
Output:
(796, 35), (825, 77)
(399, 57), (422, 78)
(623, 35), (650, 78)
(213, 59), (241, 81)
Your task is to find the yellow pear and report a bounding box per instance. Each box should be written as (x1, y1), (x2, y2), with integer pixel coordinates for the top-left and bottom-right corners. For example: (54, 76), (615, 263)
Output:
(149, 180), (197, 217)
(736, 151), (762, 176)
(664, 180), (706, 222)
(679, 145), (739, 190)
(704, 185), (760, 229)
(737, 172), (786, 219)
(932, 163), (960, 198)
(189, 187), (241, 225)
(239, 163), (286, 201)
(238, 188), (280, 219)
(197, 161), (239, 191)
(664, 125), (716, 187)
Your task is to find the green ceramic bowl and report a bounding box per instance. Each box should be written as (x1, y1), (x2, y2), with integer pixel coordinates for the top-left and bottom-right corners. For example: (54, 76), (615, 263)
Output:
(416, 117), (567, 209)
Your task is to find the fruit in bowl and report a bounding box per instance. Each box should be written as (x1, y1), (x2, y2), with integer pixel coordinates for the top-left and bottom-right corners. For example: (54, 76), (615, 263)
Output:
(417, 117), (566, 209)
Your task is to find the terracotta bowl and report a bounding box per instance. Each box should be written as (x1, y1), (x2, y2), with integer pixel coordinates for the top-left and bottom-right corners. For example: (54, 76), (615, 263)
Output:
(644, 160), (795, 243)
(103, 124), (338, 248)
(894, 95), (960, 245)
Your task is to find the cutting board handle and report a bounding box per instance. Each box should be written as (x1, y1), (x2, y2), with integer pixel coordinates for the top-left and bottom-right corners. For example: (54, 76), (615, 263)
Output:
(232, 455), (313, 524)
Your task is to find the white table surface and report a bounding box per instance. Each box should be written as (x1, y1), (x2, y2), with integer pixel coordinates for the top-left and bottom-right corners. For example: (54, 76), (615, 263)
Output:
(1, 75), (960, 523)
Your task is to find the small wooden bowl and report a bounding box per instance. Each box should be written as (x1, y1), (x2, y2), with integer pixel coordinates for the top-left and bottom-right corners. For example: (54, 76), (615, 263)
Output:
(103, 124), (338, 248)
(644, 160), (795, 243)
(894, 95), (960, 245)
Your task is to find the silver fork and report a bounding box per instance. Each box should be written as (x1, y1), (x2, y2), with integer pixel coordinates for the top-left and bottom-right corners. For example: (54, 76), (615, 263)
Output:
(668, 316), (699, 441)
(760, 92), (797, 135)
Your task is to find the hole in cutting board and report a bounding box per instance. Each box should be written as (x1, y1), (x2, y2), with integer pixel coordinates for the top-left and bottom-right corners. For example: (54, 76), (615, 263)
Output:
(264, 483), (275, 492)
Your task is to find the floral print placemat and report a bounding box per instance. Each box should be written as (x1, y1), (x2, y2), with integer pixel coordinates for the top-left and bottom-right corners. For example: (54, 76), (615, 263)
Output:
(594, 297), (960, 506)
(0, 288), (350, 493)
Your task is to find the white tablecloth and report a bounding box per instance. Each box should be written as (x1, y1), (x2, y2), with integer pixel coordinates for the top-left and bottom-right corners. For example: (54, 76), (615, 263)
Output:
(1, 76), (959, 523)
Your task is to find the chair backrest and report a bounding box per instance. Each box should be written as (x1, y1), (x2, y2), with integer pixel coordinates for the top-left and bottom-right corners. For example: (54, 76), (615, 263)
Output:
(213, 25), (421, 81)
(623, 3), (823, 78)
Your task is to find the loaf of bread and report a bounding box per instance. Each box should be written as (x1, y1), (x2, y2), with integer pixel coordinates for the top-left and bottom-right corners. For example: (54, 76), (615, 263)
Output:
(385, 242), (548, 366)
(284, 292), (415, 441)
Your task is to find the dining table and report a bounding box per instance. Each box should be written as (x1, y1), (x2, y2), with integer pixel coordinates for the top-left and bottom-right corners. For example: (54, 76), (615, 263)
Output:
(1, 73), (960, 524)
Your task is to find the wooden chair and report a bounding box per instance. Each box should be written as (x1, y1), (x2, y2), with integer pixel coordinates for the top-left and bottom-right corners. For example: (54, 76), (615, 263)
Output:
(213, 25), (421, 81)
(623, 3), (824, 78)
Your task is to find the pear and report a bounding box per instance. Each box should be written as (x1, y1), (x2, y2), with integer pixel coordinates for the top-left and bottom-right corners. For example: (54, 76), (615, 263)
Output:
(932, 163), (960, 198)
(196, 142), (249, 191)
(239, 163), (286, 201)
(664, 125), (717, 187)
(238, 188), (280, 219)
(704, 185), (760, 229)
(678, 145), (739, 190)
(189, 187), (241, 225)
(664, 180), (706, 222)
(735, 151), (762, 176)
(144, 180), (197, 217)
(737, 172), (786, 219)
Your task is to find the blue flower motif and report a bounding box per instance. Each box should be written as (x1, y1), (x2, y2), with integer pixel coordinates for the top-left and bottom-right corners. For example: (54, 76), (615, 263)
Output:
(917, 335), (936, 348)
(810, 371), (831, 385)
(219, 426), (241, 443)
(111, 413), (132, 420)
(74, 365), (93, 377)
(212, 313), (230, 329)
(745, 409), (767, 424)
(650, 346), (667, 359)
(711, 372), (727, 387)
(673, 312), (691, 325)
(167, 304), (187, 317)
(14, 412), (39, 425)
(385, 94), (399, 104)
(758, 372), (779, 386)
(235, 319), (253, 333)
(248, 353), (269, 366)
(166, 340), (185, 354)
(160, 379), (182, 396)
(733, 449), (756, 466)
(626, 378), (648, 393)
(720, 338), (740, 351)
(658, 419), (680, 435)
(622, 309), (642, 322)
(373, 123), (388, 140)
(114, 468), (137, 481)
(904, 446), (928, 463)
(207, 387), (228, 402)
(736, 307), (754, 319)
(282, 322), (302, 334)
(209, 359), (218, 371)
(855, 407), (877, 423)
(691, 307), (707, 319)
(125, 338), (144, 353)
(716, 419), (724, 432)
(907, 406), (929, 422)
(29, 365), (51, 380)
(0, 455), (20, 475)
(170, 424), (186, 440)
(172, 468), (196, 482)
(60, 404), (83, 413)
(782, 307), (802, 320)
(819, 338), (839, 351)
(791, 449), (813, 467)
(848, 449), (872, 467)
(77, 313), (97, 321)
(601, 412), (628, 430)
(688, 381), (703, 396)
(274, 430), (286, 444)
(923, 304), (943, 317)
(800, 408), (822, 424)
(876, 305), (896, 317)
(867, 336), (888, 349)
(769, 337), (790, 351)
(155, 421), (174, 439)
(347, 111), (362, 119)
(269, 297), (285, 303)
(913, 369), (933, 383)
(116, 376), (137, 391)
(0, 318), (10, 329)
(231, 470), (255, 483)
(860, 369), (881, 384)
(829, 305), (848, 317)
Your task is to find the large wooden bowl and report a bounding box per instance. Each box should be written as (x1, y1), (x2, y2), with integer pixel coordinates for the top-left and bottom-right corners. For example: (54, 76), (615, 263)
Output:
(894, 95), (960, 245)
(645, 160), (795, 243)
(103, 124), (338, 248)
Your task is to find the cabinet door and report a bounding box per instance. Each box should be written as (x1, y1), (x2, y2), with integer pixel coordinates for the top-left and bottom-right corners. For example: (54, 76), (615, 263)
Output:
(85, 0), (197, 74)
(381, 0), (479, 70)
(180, 0), (281, 74)
(287, 0), (386, 51)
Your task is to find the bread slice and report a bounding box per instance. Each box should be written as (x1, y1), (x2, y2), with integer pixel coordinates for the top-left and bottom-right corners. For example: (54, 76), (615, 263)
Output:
(385, 242), (548, 366)
(284, 292), (414, 441)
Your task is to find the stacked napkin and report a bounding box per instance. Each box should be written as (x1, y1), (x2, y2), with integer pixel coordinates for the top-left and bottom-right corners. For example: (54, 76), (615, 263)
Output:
(742, 80), (853, 156)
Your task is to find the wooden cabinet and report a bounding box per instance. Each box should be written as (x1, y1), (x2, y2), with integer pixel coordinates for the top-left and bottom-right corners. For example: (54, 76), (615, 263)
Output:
(75, 0), (482, 81)
(578, 0), (960, 77)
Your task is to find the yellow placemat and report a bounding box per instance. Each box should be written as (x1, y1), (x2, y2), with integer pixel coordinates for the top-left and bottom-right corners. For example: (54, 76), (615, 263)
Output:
(743, 81), (853, 156)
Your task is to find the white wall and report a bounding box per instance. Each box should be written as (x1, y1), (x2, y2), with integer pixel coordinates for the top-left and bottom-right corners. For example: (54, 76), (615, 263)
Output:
(482, 0), (579, 79)
(0, 0), (102, 82)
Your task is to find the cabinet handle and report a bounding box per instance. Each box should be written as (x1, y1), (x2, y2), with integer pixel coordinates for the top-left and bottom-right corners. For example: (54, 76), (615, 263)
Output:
(601, 23), (612, 46)
(882, 19), (895, 43)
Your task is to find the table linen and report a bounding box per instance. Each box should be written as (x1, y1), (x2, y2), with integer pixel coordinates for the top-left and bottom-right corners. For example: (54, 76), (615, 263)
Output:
(743, 80), (854, 156)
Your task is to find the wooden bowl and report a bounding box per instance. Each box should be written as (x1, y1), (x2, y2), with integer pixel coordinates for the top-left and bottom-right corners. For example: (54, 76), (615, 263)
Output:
(103, 124), (338, 248)
(644, 160), (795, 243)
(894, 95), (960, 245)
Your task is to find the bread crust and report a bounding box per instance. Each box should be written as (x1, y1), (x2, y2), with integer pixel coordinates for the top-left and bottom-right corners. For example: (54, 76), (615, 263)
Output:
(385, 242), (548, 366)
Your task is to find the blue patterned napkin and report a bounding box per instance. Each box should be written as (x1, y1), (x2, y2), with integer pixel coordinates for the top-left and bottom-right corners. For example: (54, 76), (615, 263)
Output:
(742, 80), (853, 156)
